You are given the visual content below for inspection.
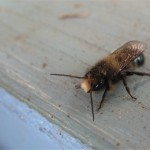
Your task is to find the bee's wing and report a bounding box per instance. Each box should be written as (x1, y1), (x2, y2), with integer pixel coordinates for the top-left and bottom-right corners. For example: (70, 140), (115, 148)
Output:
(112, 41), (146, 74)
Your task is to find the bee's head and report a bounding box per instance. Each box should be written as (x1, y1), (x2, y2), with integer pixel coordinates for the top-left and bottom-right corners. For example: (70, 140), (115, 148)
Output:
(81, 71), (106, 93)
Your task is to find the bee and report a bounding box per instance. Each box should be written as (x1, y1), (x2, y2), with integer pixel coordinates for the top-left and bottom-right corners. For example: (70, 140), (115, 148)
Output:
(51, 41), (150, 121)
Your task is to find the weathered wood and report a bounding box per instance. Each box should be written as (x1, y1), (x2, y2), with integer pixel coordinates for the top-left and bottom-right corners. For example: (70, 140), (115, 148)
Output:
(0, 0), (150, 149)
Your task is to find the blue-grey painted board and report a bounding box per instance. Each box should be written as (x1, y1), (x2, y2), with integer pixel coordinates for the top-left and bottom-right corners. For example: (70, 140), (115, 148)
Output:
(0, 88), (90, 150)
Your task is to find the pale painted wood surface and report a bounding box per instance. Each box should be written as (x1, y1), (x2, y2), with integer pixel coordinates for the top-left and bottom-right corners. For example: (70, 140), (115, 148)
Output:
(0, 0), (150, 149)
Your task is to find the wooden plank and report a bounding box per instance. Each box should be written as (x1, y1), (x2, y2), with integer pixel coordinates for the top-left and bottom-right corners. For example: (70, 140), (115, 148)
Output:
(0, 0), (150, 149)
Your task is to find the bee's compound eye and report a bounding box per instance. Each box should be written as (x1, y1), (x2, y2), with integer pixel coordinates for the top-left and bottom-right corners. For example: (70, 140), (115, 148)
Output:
(92, 83), (101, 91)
(95, 84), (99, 88)
(91, 78), (106, 91)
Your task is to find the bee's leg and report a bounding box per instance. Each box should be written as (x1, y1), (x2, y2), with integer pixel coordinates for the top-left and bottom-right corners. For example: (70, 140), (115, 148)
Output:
(96, 81), (110, 111)
(125, 71), (150, 76)
(121, 76), (137, 100)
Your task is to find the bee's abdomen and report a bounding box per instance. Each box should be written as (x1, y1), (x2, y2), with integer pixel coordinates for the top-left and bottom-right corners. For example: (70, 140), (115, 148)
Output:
(133, 54), (145, 66)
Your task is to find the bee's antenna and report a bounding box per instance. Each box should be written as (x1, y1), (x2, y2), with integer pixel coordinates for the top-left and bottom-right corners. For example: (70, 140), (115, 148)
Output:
(90, 91), (94, 121)
(50, 74), (85, 79)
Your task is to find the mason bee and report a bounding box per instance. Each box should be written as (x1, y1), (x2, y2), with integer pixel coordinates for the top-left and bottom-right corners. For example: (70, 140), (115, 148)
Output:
(51, 41), (150, 121)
